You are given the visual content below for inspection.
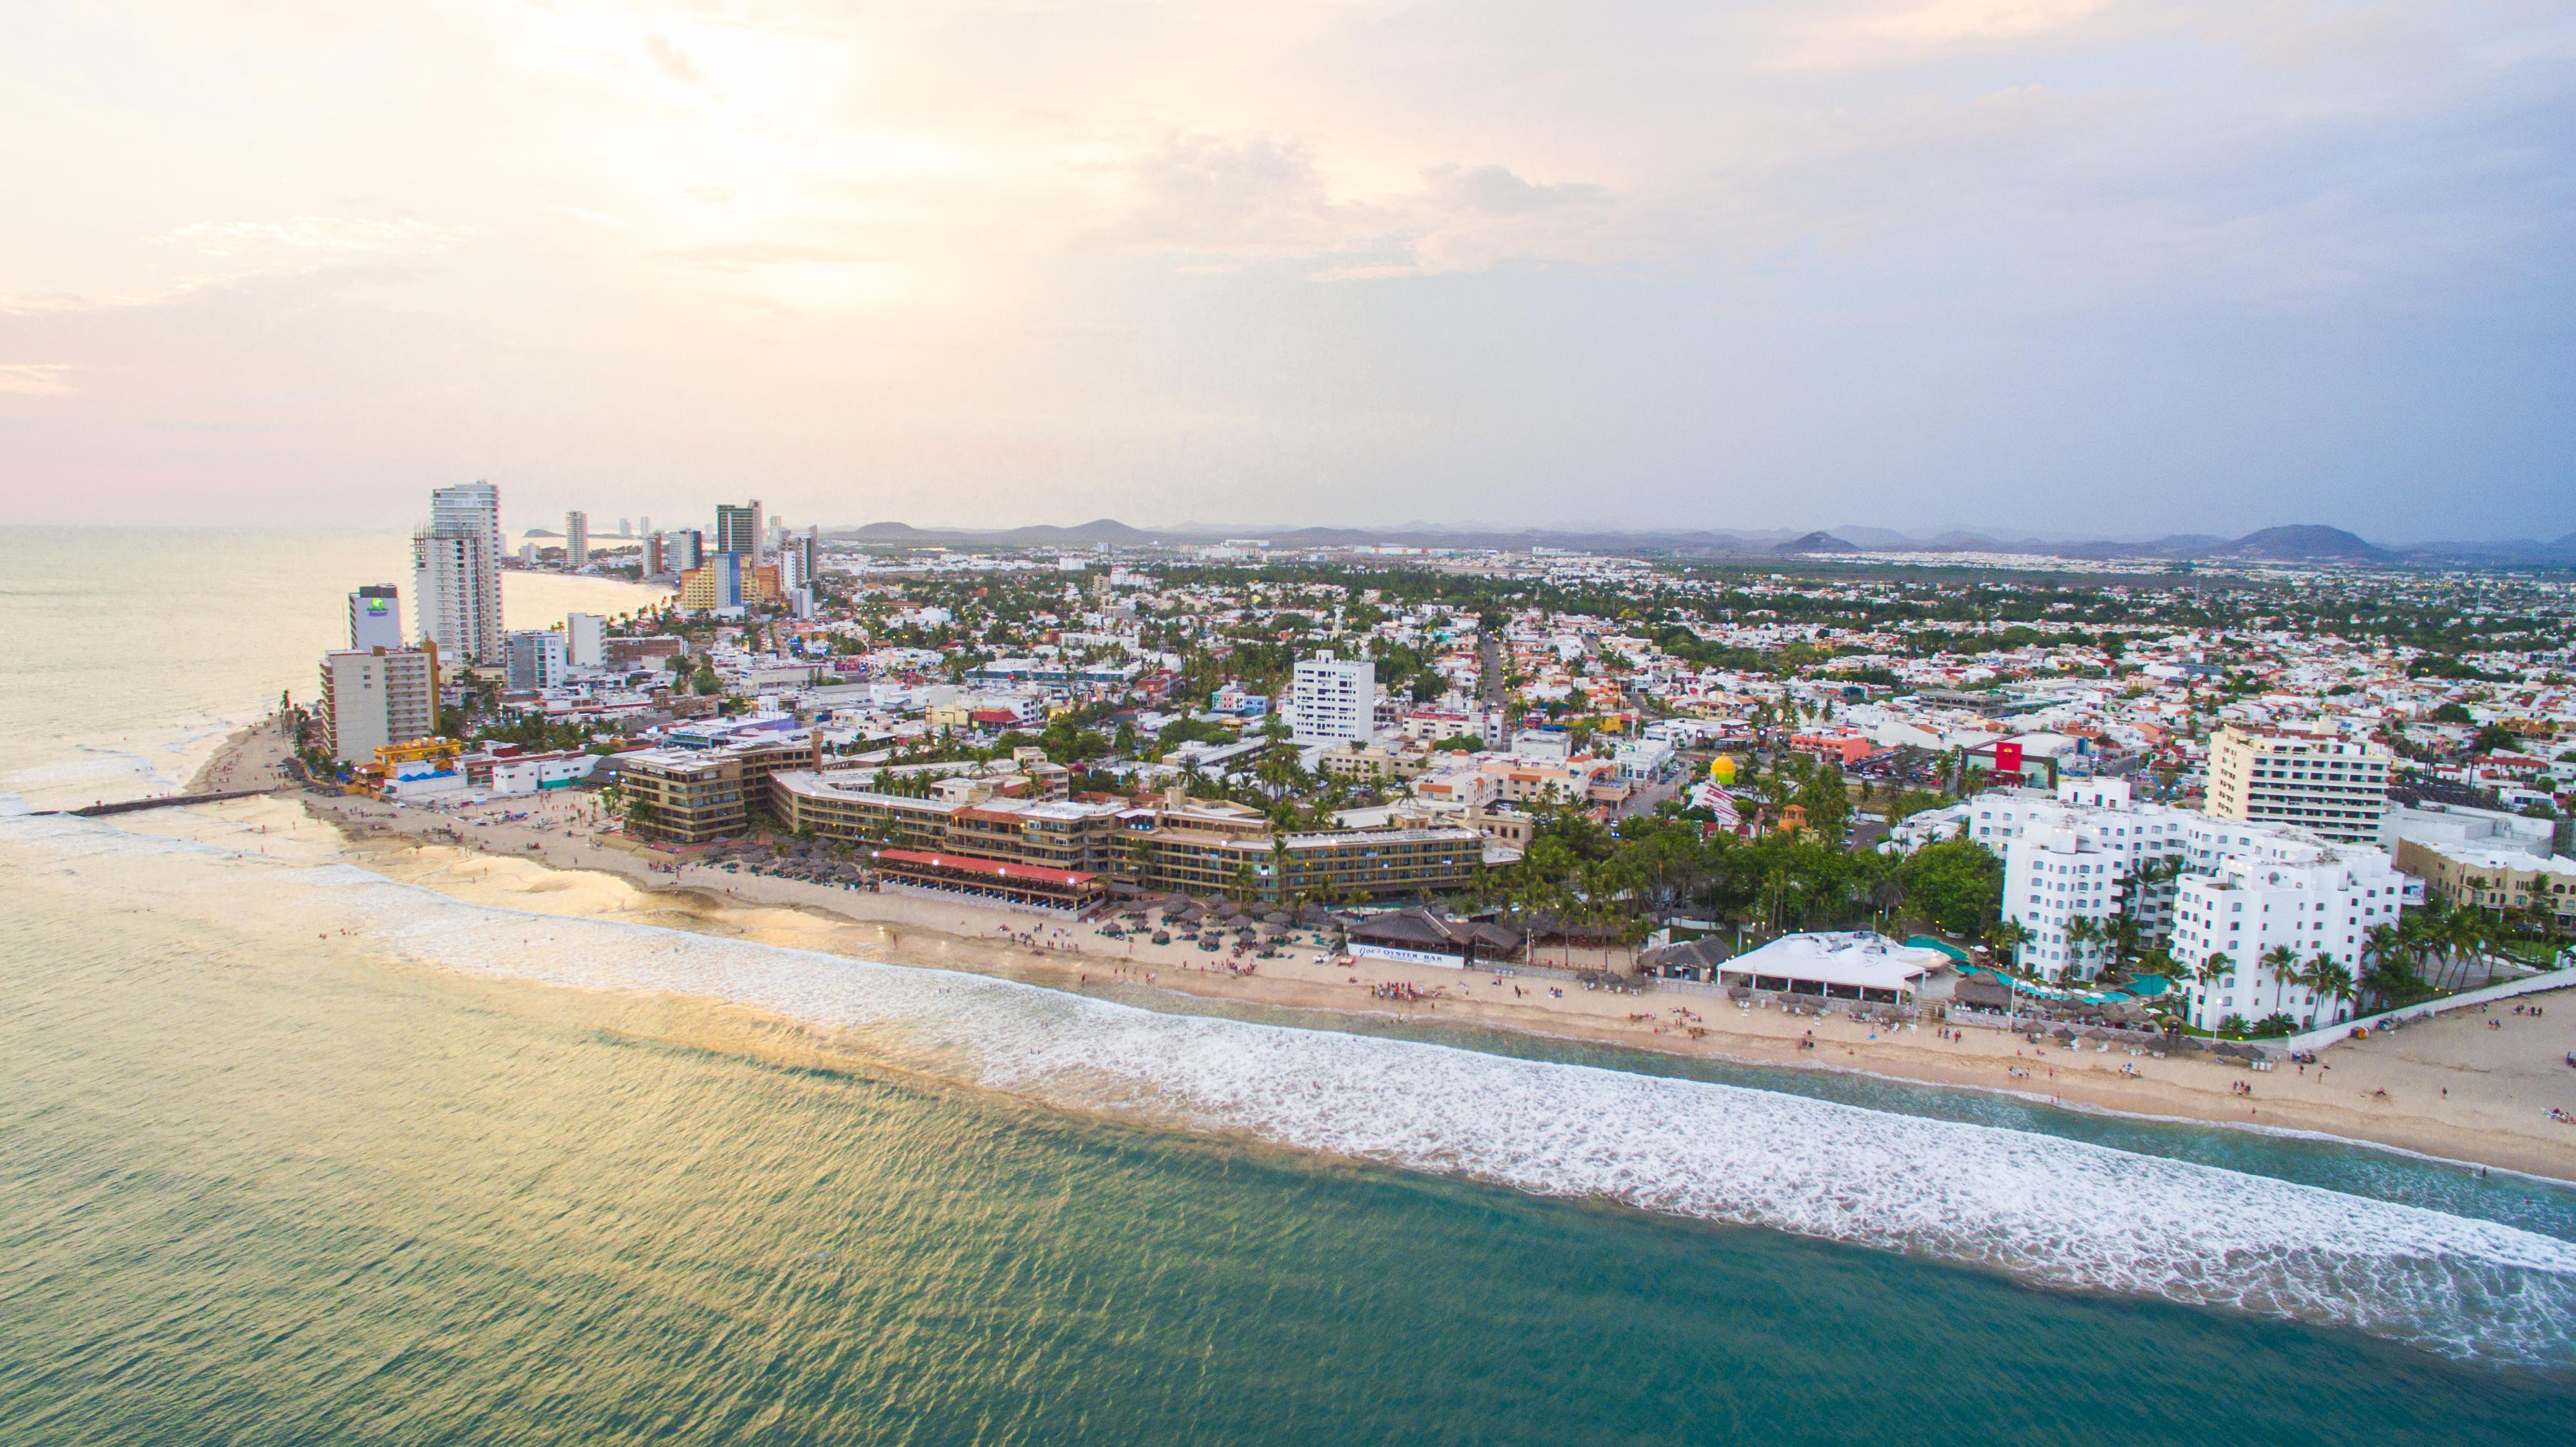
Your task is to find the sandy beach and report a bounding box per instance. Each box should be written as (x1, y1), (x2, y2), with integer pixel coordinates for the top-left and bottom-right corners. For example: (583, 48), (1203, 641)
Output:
(146, 725), (2576, 1182)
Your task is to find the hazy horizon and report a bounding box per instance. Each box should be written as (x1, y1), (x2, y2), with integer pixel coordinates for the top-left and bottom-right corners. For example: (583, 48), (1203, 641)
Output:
(5, 2), (2571, 539)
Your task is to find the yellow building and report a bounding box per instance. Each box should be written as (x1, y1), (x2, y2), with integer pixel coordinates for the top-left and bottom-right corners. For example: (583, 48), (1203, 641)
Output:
(2395, 838), (2576, 929)
(2206, 725), (2391, 846)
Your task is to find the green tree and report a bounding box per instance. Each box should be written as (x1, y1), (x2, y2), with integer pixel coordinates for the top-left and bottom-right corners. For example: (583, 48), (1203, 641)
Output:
(1893, 838), (2002, 936)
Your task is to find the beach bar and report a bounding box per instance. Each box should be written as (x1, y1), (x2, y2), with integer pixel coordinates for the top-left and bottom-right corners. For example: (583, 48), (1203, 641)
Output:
(1718, 932), (1946, 1005)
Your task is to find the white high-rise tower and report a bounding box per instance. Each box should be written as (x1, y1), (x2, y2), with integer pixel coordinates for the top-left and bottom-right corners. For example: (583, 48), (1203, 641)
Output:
(414, 480), (505, 666)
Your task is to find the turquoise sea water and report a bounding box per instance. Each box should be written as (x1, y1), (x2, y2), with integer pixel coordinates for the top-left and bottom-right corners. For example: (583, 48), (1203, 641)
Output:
(2, 529), (2573, 1443)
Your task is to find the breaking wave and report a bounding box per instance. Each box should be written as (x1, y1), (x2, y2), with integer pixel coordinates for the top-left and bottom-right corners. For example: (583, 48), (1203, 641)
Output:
(11, 807), (2576, 1367)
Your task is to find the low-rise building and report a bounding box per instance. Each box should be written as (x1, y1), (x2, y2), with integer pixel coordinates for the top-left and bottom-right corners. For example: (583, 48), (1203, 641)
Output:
(1316, 742), (1425, 783)
(2396, 836), (2576, 929)
(767, 773), (1483, 902)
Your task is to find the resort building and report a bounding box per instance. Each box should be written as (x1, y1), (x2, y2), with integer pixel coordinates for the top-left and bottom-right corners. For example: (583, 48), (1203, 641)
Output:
(319, 645), (440, 766)
(2169, 841), (2409, 1032)
(618, 734), (822, 845)
(2205, 724), (2392, 847)
(1999, 779), (2197, 979)
(764, 770), (1485, 903)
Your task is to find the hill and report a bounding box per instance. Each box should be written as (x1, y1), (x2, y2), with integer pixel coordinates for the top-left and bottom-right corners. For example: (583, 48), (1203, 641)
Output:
(2220, 525), (2393, 562)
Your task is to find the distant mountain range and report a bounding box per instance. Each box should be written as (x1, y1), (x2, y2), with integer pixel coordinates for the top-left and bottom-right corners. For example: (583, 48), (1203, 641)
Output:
(820, 518), (2576, 566)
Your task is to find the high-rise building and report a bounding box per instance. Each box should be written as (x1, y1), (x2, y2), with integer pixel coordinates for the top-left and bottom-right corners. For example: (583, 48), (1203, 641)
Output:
(800, 525), (820, 585)
(505, 629), (567, 692)
(670, 529), (704, 571)
(413, 480), (504, 666)
(617, 516), (630, 536)
(645, 531), (669, 576)
(2206, 725), (2391, 847)
(565, 510), (589, 571)
(715, 503), (761, 561)
(1291, 652), (1376, 745)
(347, 585), (403, 651)
(319, 645), (440, 766)
(678, 553), (745, 612)
(565, 612), (605, 669)
(639, 514), (651, 537)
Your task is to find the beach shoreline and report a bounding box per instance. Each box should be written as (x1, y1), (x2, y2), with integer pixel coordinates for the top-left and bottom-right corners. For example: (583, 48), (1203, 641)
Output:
(178, 730), (2576, 1182)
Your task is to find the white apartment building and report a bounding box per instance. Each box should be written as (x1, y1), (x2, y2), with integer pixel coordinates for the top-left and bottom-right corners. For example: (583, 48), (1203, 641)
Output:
(565, 510), (589, 571)
(319, 646), (439, 766)
(414, 480), (505, 665)
(565, 612), (605, 669)
(1291, 652), (1376, 745)
(505, 629), (567, 693)
(1996, 778), (2413, 985)
(2001, 779), (2198, 979)
(2171, 842), (2409, 1031)
(2206, 724), (2391, 847)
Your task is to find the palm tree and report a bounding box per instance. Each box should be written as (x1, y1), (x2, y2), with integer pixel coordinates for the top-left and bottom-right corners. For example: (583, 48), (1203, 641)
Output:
(2062, 915), (2101, 981)
(2302, 952), (2354, 1026)
(2191, 949), (2233, 1030)
(1985, 918), (2031, 973)
(2258, 944), (2299, 1020)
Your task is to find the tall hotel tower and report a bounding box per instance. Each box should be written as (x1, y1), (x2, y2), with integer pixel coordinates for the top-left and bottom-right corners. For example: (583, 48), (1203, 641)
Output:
(413, 480), (505, 665)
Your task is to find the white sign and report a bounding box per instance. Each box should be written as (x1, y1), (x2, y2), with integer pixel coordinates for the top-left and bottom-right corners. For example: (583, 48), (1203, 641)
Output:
(1351, 942), (1465, 969)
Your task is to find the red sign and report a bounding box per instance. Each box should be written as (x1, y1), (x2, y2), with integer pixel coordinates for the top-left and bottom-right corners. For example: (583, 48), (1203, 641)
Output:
(1993, 741), (2023, 775)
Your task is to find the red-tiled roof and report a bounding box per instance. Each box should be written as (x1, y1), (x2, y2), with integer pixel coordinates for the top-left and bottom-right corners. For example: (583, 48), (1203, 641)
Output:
(869, 847), (1094, 888)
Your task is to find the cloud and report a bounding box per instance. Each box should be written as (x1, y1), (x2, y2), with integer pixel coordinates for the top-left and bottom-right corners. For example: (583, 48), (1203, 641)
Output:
(0, 0), (2568, 536)
(653, 242), (883, 271)
(162, 216), (471, 259)
(0, 363), (76, 396)
(1092, 131), (1371, 254)
(1091, 137), (1620, 276)
(641, 34), (704, 85)
(1781, 0), (2118, 67)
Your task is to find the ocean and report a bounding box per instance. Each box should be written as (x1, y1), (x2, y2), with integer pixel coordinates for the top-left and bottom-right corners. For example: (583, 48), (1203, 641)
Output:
(3, 527), (2573, 1444)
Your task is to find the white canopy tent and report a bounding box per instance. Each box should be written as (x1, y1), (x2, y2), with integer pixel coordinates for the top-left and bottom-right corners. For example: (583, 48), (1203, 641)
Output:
(1718, 932), (1947, 1004)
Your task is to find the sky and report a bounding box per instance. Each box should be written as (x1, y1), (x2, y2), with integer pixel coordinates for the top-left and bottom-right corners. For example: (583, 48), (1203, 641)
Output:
(2, 0), (2571, 543)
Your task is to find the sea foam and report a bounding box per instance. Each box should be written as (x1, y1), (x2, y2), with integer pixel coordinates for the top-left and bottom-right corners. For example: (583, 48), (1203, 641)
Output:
(10, 807), (2576, 1366)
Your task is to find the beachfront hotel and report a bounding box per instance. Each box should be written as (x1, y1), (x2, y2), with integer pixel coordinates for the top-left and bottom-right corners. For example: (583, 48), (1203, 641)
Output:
(606, 745), (1494, 905)
(2169, 837), (2410, 1033)
(766, 766), (1485, 904)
